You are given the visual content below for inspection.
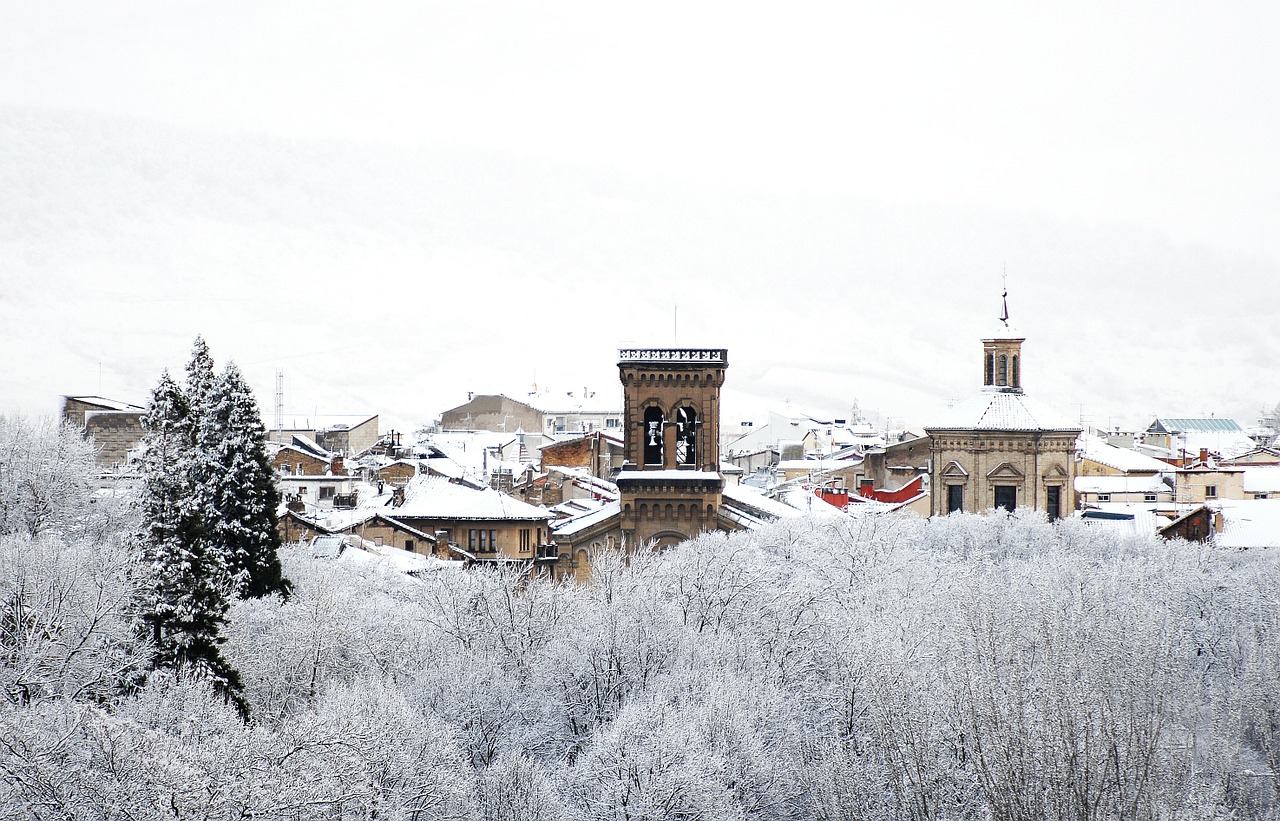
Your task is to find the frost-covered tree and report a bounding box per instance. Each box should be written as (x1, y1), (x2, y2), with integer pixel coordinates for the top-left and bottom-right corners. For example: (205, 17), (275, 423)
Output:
(196, 362), (289, 599)
(0, 415), (95, 538)
(133, 370), (245, 715)
(0, 534), (148, 706)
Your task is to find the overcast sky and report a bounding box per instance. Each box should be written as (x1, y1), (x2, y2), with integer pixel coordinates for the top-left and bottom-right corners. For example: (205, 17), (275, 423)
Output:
(3, 2), (1278, 434)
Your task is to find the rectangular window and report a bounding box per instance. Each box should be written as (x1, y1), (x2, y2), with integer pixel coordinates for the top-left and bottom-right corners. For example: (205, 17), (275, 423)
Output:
(1144, 493), (1158, 503)
(296, 462), (304, 476)
(994, 485), (1016, 511)
(479, 529), (488, 551)
(1046, 486), (1061, 522)
(946, 484), (963, 514)
(489, 530), (497, 552)
(1205, 485), (1218, 500)
(319, 486), (336, 500)
(468, 529), (476, 550)
(1256, 493), (1269, 500)
(606, 418), (621, 428)
(1097, 493), (1111, 502)
(405, 540), (414, 552)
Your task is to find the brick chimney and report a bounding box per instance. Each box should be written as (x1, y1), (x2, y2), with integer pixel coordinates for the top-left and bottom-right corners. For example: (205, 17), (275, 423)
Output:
(332, 456), (346, 475)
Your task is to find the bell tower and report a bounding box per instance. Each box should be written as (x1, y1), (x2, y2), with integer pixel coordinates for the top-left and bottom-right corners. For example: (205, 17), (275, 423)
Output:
(981, 288), (1025, 393)
(615, 348), (728, 548)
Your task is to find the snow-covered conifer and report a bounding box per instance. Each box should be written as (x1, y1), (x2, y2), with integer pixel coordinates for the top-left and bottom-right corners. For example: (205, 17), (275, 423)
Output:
(133, 370), (245, 715)
(199, 362), (289, 599)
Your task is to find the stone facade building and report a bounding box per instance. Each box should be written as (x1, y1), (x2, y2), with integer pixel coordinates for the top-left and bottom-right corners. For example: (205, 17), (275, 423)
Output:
(62, 396), (146, 468)
(924, 307), (1081, 519)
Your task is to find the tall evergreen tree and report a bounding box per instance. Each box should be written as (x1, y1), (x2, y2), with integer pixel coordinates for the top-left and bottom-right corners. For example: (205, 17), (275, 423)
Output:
(185, 335), (217, 417)
(134, 370), (246, 716)
(201, 362), (290, 599)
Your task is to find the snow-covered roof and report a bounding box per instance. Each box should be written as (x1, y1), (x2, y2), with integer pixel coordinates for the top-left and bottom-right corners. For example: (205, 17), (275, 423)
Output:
(277, 414), (376, 432)
(1074, 475), (1170, 494)
(721, 484), (808, 520)
(69, 396), (145, 412)
(391, 475), (551, 521)
(1078, 433), (1175, 474)
(1145, 417), (1257, 459)
(1214, 500), (1280, 548)
(981, 320), (1024, 342)
(775, 458), (861, 472)
(1243, 467), (1280, 494)
(1079, 507), (1168, 538)
(551, 500), (621, 537)
(928, 389), (1079, 432)
(544, 465), (620, 500)
(616, 470), (722, 481)
(290, 434), (331, 459)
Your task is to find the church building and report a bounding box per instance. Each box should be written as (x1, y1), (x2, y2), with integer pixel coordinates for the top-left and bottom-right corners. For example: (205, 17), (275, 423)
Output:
(924, 296), (1081, 518)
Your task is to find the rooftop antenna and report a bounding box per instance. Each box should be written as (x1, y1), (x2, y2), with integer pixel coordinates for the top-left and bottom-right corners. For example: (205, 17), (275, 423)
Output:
(274, 369), (284, 434)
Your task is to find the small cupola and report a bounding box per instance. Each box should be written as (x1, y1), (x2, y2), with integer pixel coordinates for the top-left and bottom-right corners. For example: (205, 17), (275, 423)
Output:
(981, 288), (1025, 393)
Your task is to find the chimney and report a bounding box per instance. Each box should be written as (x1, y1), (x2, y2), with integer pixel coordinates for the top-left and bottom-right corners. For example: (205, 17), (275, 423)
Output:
(391, 486), (406, 507)
(1199, 448), (1209, 465)
(332, 456), (345, 475)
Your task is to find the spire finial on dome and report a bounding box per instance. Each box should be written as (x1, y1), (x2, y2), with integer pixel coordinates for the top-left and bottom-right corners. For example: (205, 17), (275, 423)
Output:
(999, 268), (1009, 326)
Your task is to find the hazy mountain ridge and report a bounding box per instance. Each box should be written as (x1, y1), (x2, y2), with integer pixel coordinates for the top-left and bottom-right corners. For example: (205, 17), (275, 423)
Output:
(3, 105), (1276, 430)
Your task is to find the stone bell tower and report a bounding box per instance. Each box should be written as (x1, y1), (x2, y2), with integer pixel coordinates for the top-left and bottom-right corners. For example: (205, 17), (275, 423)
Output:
(981, 288), (1025, 392)
(615, 347), (728, 548)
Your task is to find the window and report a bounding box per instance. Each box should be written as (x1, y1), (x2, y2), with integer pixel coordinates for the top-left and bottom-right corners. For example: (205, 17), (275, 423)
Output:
(676, 406), (697, 466)
(643, 406), (665, 466)
(1011, 355), (1020, 389)
(296, 462), (304, 476)
(1097, 493), (1111, 502)
(1204, 485), (1217, 500)
(319, 486), (336, 500)
(1256, 493), (1269, 500)
(520, 529), (531, 551)
(489, 530), (497, 551)
(405, 540), (414, 552)
(478, 529), (487, 551)
(985, 354), (994, 386)
(994, 485), (1016, 511)
(1144, 493), (1158, 503)
(947, 484), (964, 513)
(468, 529), (477, 550)
(606, 417), (621, 428)
(1046, 486), (1061, 521)
(997, 354), (1008, 387)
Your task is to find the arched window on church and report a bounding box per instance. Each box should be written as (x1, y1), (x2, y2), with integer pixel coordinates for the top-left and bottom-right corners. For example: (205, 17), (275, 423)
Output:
(643, 406), (664, 466)
(676, 406), (697, 466)
(985, 353), (995, 386)
(997, 354), (1008, 387)
(1011, 355), (1020, 389)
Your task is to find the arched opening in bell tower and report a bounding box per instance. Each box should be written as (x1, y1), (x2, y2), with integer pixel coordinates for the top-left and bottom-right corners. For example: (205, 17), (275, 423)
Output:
(676, 406), (698, 466)
(643, 406), (664, 466)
